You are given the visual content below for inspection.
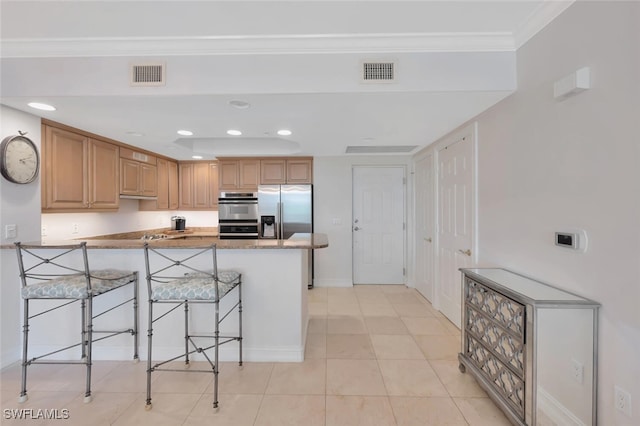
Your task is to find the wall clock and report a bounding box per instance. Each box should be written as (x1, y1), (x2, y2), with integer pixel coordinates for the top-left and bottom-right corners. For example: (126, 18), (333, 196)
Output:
(0, 132), (40, 184)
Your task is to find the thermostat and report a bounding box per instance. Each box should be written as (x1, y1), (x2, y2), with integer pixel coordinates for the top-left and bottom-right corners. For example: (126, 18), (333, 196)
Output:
(555, 230), (588, 253)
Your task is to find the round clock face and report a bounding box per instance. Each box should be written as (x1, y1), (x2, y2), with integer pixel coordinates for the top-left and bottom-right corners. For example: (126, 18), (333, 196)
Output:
(1, 135), (40, 184)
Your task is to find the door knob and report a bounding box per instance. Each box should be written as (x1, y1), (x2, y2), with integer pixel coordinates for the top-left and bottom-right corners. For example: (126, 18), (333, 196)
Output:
(458, 249), (471, 256)
(353, 226), (361, 231)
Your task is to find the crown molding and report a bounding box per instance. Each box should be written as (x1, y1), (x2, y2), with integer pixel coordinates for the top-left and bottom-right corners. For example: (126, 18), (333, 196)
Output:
(514, 0), (575, 49)
(1, 32), (516, 58)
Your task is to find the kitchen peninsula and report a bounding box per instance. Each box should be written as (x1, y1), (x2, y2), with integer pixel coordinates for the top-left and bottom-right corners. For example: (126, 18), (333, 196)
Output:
(3, 233), (328, 363)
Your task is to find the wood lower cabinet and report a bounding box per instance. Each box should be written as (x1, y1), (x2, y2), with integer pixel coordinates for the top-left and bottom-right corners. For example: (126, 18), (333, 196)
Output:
(179, 161), (218, 209)
(260, 158), (313, 184)
(42, 125), (119, 211)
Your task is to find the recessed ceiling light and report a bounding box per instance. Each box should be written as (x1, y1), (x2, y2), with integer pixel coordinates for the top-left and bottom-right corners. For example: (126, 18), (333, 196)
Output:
(227, 129), (242, 136)
(277, 129), (292, 136)
(177, 130), (193, 136)
(28, 102), (56, 111)
(126, 131), (144, 137)
(229, 100), (251, 109)
(192, 155), (203, 159)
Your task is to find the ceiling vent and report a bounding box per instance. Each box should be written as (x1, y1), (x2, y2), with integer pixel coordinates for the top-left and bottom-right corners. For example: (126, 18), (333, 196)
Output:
(362, 62), (395, 83)
(130, 63), (165, 86)
(346, 145), (417, 154)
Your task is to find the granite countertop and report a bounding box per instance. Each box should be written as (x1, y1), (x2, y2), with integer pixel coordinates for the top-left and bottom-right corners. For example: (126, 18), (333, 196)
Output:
(3, 232), (328, 250)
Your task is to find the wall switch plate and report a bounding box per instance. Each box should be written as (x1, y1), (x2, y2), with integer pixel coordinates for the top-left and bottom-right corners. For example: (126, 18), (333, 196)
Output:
(555, 229), (588, 253)
(5, 224), (17, 239)
(71, 223), (79, 235)
(615, 385), (632, 417)
(41, 226), (47, 237)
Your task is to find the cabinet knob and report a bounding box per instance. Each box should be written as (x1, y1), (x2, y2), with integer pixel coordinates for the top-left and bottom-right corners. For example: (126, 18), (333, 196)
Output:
(458, 249), (472, 256)
(424, 237), (432, 242)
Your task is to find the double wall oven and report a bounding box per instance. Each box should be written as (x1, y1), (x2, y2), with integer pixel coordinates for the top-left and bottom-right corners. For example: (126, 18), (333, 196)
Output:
(218, 192), (259, 239)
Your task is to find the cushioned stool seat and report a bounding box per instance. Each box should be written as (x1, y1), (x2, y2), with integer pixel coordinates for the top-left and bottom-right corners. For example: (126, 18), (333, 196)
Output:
(21, 269), (137, 299)
(151, 270), (240, 300)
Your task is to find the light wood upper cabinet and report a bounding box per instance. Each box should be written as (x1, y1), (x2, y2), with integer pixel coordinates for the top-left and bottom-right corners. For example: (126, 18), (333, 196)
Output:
(179, 163), (194, 209)
(168, 160), (179, 209)
(139, 158), (179, 211)
(286, 158), (313, 183)
(260, 157), (313, 184)
(88, 139), (120, 209)
(42, 125), (119, 211)
(218, 158), (261, 190)
(179, 161), (218, 210)
(209, 162), (219, 208)
(119, 147), (157, 197)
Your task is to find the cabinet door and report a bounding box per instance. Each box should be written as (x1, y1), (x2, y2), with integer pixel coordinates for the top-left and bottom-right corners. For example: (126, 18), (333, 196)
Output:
(156, 158), (169, 209)
(219, 160), (239, 189)
(179, 163), (194, 208)
(120, 158), (141, 195)
(260, 159), (286, 184)
(193, 162), (210, 208)
(42, 126), (88, 209)
(168, 160), (179, 209)
(140, 163), (157, 197)
(239, 159), (260, 189)
(88, 139), (119, 209)
(286, 159), (313, 183)
(209, 162), (219, 208)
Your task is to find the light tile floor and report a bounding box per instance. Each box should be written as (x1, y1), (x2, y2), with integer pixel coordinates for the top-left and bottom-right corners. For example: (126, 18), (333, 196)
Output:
(0, 285), (511, 425)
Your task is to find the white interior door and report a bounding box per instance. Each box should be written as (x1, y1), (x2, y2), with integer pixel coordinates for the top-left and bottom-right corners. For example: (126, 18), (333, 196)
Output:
(352, 166), (405, 284)
(437, 130), (474, 327)
(415, 153), (435, 301)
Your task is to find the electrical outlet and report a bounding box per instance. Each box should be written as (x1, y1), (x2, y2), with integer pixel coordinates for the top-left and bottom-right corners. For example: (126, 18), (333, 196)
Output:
(71, 223), (79, 235)
(41, 226), (47, 237)
(615, 385), (632, 417)
(571, 359), (584, 384)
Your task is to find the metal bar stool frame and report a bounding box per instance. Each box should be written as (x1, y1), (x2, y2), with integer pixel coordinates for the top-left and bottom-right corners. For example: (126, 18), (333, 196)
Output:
(14, 242), (139, 403)
(143, 243), (242, 410)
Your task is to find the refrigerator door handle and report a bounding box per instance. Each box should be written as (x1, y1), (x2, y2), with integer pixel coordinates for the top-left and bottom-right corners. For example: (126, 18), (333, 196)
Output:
(277, 201), (283, 239)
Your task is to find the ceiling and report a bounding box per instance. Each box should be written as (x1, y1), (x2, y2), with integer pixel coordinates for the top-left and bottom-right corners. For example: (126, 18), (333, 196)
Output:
(0, 1), (573, 160)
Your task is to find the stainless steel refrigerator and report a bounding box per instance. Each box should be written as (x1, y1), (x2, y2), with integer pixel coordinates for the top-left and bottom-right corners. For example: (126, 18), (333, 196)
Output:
(258, 184), (314, 287)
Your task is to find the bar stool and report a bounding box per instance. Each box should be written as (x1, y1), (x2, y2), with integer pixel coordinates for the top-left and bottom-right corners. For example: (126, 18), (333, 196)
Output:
(143, 243), (242, 410)
(14, 242), (139, 403)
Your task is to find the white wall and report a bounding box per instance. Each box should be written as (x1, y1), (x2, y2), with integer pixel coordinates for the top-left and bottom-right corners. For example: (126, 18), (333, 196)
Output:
(0, 106), (43, 366)
(313, 155), (412, 287)
(419, 2), (639, 425)
(42, 204), (218, 241)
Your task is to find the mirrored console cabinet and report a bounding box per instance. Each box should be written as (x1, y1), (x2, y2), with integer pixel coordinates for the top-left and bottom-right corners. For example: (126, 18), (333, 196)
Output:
(458, 268), (599, 426)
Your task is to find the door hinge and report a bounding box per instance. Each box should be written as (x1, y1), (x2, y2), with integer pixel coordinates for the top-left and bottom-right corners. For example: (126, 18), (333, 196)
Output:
(403, 223), (406, 231)
(403, 177), (407, 185)
(403, 267), (406, 276)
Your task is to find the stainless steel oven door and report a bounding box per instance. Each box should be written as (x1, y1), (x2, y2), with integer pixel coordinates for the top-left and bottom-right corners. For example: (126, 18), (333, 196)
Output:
(218, 201), (259, 221)
(218, 222), (259, 239)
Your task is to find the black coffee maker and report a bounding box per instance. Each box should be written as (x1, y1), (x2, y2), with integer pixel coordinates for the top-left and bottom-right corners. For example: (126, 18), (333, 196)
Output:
(171, 216), (186, 231)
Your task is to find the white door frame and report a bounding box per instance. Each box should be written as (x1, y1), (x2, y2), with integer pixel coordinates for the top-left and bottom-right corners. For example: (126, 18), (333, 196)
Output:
(413, 151), (435, 301)
(352, 165), (407, 285)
